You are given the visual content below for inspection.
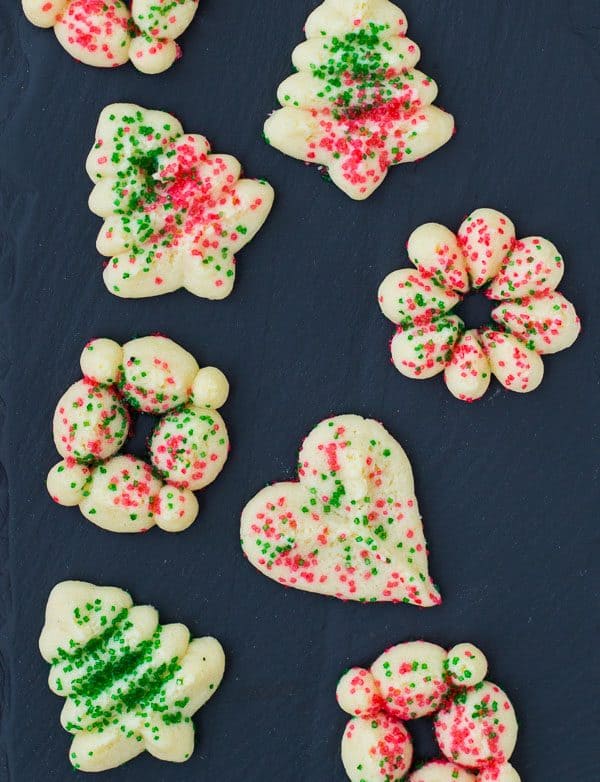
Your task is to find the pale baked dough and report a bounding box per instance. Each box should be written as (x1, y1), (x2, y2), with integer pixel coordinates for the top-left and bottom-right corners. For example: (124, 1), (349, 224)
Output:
(22, 0), (198, 74)
(47, 336), (229, 533)
(241, 414), (440, 605)
(40, 581), (225, 772)
(264, 0), (454, 199)
(378, 208), (580, 401)
(88, 103), (274, 299)
(337, 640), (520, 782)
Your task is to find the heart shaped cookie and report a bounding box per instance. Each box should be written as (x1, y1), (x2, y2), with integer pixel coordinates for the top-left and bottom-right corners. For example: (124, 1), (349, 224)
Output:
(241, 415), (440, 605)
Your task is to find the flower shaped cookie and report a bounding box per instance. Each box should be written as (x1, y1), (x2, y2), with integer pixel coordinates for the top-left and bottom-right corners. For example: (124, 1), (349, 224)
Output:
(338, 641), (520, 782)
(378, 209), (581, 401)
(47, 336), (230, 533)
(241, 414), (440, 605)
(88, 104), (274, 299)
(264, 0), (454, 199)
(40, 581), (225, 772)
(22, 0), (199, 74)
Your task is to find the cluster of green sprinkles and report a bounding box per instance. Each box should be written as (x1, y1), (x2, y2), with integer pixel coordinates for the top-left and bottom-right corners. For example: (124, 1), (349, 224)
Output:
(265, 1), (454, 198)
(51, 601), (185, 737)
(40, 582), (225, 771)
(88, 104), (272, 298)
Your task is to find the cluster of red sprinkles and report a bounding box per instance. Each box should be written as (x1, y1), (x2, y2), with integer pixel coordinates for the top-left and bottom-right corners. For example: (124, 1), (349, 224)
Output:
(337, 641), (520, 782)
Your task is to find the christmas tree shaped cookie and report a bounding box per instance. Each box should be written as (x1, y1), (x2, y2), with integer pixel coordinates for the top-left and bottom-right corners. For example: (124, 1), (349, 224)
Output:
(264, 0), (454, 199)
(88, 104), (274, 299)
(39, 581), (225, 772)
(241, 414), (440, 605)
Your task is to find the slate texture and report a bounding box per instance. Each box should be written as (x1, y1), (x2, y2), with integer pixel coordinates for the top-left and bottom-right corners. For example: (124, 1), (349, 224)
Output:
(0, 1), (599, 780)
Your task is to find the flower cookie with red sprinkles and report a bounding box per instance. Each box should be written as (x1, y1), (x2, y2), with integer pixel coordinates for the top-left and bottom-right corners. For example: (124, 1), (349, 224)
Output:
(40, 580), (225, 771)
(88, 104), (274, 299)
(378, 208), (581, 401)
(241, 414), (440, 605)
(22, 0), (199, 74)
(337, 641), (520, 782)
(263, 0), (454, 199)
(47, 335), (230, 533)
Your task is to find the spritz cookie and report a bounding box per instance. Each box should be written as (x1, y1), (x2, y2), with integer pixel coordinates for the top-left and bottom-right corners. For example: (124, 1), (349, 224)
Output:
(241, 414), (440, 605)
(264, 0), (454, 199)
(22, 0), (199, 74)
(40, 581), (225, 771)
(378, 208), (580, 400)
(47, 336), (230, 533)
(338, 640), (520, 782)
(88, 104), (274, 299)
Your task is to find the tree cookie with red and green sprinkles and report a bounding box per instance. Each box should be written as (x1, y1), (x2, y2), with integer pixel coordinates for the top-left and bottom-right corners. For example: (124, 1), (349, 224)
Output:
(87, 103), (274, 299)
(22, 1), (199, 75)
(264, 0), (454, 199)
(338, 640), (520, 782)
(47, 335), (230, 533)
(241, 414), (440, 605)
(378, 208), (581, 401)
(40, 580), (225, 772)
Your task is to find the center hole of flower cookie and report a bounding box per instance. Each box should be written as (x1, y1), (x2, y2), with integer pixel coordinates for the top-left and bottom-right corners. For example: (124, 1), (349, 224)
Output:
(453, 290), (494, 330)
(126, 412), (158, 460)
(407, 717), (439, 762)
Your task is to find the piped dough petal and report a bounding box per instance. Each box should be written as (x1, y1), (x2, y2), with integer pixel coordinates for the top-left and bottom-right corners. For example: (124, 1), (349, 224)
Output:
(391, 315), (464, 379)
(444, 329), (491, 402)
(480, 329), (544, 393)
(487, 236), (564, 300)
(458, 209), (516, 288)
(491, 291), (580, 354)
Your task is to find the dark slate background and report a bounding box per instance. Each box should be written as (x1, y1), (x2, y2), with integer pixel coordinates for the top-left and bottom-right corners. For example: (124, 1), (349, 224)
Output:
(1, 1), (599, 780)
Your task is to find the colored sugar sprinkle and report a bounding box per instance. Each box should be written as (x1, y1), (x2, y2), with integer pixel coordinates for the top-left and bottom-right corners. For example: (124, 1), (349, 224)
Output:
(264, 0), (454, 198)
(378, 208), (580, 401)
(88, 103), (274, 299)
(40, 581), (225, 772)
(241, 414), (440, 606)
(22, 0), (200, 75)
(47, 336), (230, 533)
(337, 640), (520, 782)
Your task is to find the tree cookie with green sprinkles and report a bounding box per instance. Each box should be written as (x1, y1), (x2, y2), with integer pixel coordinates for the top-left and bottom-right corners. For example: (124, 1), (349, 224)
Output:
(263, 0), (454, 199)
(378, 208), (581, 401)
(22, 0), (199, 75)
(337, 640), (520, 782)
(40, 580), (225, 772)
(241, 414), (440, 605)
(87, 103), (274, 299)
(47, 335), (230, 533)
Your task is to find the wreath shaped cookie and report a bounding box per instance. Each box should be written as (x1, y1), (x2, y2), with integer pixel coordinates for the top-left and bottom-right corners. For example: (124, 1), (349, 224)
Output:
(40, 581), (225, 772)
(22, 1), (199, 74)
(338, 641), (520, 782)
(88, 103), (274, 299)
(264, 0), (454, 199)
(47, 335), (230, 533)
(378, 208), (581, 401)
(241, 414), (440, 605)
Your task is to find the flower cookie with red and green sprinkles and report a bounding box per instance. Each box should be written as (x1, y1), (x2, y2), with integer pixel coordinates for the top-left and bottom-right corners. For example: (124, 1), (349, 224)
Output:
(378, 208), (581, 401)
(47, 335), (230, 533)
(241, 414), (440, 605)
(87, 103), (274, 299)
(263, 0), (454, 199)
(22, 0), (199, 75)
(337, 640), (520, 782)
(40, 581), (225, 772)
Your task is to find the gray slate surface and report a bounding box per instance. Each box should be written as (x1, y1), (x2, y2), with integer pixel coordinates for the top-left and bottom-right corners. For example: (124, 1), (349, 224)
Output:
(1, 1), (599, 780)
